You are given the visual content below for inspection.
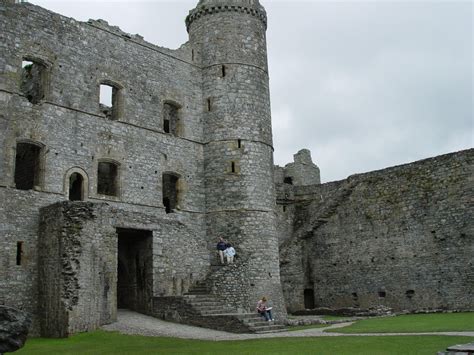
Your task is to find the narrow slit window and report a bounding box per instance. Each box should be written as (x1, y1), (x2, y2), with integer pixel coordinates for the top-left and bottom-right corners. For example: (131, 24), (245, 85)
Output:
(162, 173), (179, 213)
(222, 65), (226, 77)
(15, 142), (41, 190)
(20, 59), (47, 104)
(191, 49), (195, 62)
(237, 139), (241, 148)
(207, 98), (211, 112)
(231, 161), (236, 173)
(16, 241), (23, 265)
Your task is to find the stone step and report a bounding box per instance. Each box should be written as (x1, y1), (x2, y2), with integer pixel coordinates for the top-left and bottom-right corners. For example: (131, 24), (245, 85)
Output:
(192, 305), (229, 311)
(186, 299), (216, 304)
(183, 294), (217, 299)
(249, 325), (286, 332)
(200, 309), (236, 315)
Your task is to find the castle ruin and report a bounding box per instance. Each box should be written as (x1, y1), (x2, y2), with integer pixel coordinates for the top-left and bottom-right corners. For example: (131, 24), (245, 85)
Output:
(0, 0), (472, 337)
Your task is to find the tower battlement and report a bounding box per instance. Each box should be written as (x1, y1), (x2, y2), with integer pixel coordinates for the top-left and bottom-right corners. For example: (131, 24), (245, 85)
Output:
(186, 0), (267, 31)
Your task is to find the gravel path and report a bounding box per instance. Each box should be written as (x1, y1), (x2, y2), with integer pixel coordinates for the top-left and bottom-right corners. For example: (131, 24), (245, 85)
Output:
(101, 310), (474, 341)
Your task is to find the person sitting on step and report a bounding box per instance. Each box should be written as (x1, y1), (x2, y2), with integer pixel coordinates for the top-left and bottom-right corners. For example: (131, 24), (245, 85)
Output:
(224, 243), (236, 264)
(256, 296), (274, 322)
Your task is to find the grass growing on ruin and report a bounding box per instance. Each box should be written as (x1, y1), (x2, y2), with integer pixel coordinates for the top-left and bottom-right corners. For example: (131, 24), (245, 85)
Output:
(327, 312), (474, 333)
(16, 331), (473, 355)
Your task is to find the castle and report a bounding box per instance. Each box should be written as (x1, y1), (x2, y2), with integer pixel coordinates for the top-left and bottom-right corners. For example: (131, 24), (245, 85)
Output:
(0, 0), (472, 337)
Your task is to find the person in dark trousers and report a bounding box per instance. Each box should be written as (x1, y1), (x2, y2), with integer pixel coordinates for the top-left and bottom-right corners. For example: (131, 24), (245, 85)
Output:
(216, 237), (227, 264)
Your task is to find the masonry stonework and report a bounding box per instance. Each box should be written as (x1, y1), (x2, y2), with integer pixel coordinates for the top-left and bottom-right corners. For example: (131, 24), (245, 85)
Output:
(0, 0), (472, 338)
(277, 149), (473, 313)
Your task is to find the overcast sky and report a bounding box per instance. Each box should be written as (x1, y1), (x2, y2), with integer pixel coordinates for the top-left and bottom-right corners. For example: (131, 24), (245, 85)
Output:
(31, 0), (473, 183)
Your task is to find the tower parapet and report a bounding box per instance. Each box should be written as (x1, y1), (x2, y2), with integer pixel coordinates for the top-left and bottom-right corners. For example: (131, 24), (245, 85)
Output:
(185, 0), (267, 32)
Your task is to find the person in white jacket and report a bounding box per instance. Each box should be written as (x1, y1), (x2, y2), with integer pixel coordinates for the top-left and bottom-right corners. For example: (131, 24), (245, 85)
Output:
(224, 243), (236, 264)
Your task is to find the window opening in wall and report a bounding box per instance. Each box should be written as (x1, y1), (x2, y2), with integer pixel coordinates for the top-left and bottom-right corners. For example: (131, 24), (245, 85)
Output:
(231, 161), (236, 173)
(303, 288), (315, 309)
(99, 83), (120, 120)
(378, 291), (386, 298)
(97, 161), (119, 196)
(237, 139), (241, 148)
(16, 241), (24, 266)
(284, 177), (293, 185)
(15, 142), (41, 190)
(406, 290), (415, 298)
(222, 65), (226, 77)
(191, 49), (194, 61)
(163, 102), (180, 136)
(20, 59), (46, 104)
(162, 173), (179, 214)
(351, 292), (358, 300)
(283, 205), (287, 212)
(207, 98), (211, 112)
(69, 172), (84, 201)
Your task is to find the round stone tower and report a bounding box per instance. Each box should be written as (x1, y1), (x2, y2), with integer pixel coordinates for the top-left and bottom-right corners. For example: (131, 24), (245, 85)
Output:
(187, 0), (286, 317)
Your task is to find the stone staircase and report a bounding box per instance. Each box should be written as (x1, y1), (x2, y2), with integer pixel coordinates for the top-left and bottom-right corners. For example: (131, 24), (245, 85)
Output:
(302, 179), (357, 239)
(181, 281), (287, 334)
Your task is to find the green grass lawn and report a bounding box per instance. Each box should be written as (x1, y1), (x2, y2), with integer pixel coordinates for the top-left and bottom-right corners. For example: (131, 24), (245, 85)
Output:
(16, 331), (473, 355)
(327, 312), (474, 333)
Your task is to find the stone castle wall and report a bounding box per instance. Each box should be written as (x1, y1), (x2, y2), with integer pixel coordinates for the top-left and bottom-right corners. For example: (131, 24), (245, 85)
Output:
(279, 149), (474, 313)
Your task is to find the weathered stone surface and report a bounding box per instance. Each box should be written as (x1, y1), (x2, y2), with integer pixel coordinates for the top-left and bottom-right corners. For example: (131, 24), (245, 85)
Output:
(278, 149), (474, 313)
(0, 306), (31, 353)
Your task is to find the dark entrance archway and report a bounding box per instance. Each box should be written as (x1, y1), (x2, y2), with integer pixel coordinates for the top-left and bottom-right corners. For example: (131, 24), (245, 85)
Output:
(116, 228), (153, 313)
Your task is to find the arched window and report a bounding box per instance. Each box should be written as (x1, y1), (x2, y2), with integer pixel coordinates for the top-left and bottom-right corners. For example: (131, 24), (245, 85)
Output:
(163, 102), (181, 136)
(97, 161), (120, 197)
(14, 142), (42, 190)
(64, 167), (89, 201)
(162, 172), (180, 213)
(68, 173), (84, 201)
(99, 80), (123, 120)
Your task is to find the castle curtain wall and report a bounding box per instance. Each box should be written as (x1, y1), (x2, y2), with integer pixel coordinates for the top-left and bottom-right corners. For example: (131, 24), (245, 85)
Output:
(279, 149), (474, 313)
